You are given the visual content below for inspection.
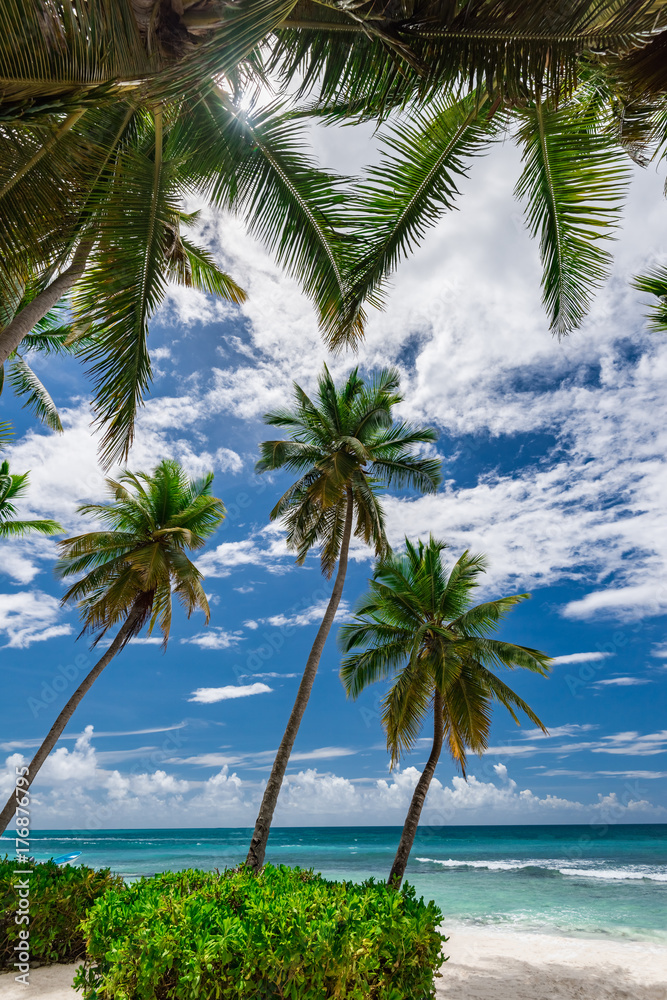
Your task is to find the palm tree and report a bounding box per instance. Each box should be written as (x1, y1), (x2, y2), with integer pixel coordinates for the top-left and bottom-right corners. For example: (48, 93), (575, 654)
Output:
(0, 423), (62, 538)
(245, 365), (442, 870)
(0, 459), (225, 837)
(0, 302), (96, 433)
(339, 536), (551, 888)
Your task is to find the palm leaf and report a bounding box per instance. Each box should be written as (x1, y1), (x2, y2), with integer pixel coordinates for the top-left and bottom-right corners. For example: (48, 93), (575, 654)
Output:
(6, 357), (63, 431)
(346, 91), (497, 323)
(514, 95), (631, 336)
(633, 263), (667, 331)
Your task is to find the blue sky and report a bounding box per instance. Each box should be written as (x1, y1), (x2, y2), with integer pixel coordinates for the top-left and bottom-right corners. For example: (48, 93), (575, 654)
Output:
(1, 124), (666, 830)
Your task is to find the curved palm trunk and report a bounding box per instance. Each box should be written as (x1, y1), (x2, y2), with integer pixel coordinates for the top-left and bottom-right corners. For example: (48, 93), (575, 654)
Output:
(388, 688), (444, 889)
(0, 240), (91, 364)
(0, 604), (141, 837)
(245, 490), (354, 871)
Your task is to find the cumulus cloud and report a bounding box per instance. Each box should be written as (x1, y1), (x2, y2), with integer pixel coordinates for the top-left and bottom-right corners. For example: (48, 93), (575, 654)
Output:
(181, 628), (243, 650)
(253, 600), (350, 630)
(188, 683), (272, 703)
(2, 727), (663, 830)
(197, 536), (290, 578)
(0, 591), (72, 648)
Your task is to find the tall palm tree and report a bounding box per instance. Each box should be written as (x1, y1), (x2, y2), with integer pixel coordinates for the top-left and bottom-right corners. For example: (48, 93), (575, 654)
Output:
(0, 423), (62, 538)
(0, 459), (225, 836)
(340, 536), (551, 888)
(245, 365), (442, 870)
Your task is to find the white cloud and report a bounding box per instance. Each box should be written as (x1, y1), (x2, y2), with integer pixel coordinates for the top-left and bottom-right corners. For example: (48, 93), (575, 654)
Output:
(550, 652), (613, 666)
(0, 591), (72, 648)
(3, 728), (663, 829)
(562, 584), (667, 621)
(188, 683), (272, 703)
(591, 731), (667, 756)
(243, 671), (299, 679)
(593, 676), (651, 687)
(520, 724), (598, 740)
(485, 728), (667, 758)
(181, 628), (243, 650)
(197, 537), (290, 578)
(257, 600), (350, 630)
(598, 771), (667, 779)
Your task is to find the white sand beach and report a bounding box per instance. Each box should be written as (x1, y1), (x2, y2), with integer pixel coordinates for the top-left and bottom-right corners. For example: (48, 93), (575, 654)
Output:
(1, 930), (665, 999)
(436, 926), (667, 1000)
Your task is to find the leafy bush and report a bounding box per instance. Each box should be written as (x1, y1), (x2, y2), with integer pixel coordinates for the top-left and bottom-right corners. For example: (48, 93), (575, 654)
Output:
(77, 864), (446, 1000)
(0, 855), (124, 967)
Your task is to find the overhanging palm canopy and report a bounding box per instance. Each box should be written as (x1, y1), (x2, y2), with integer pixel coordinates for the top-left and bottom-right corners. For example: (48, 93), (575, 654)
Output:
(3, 1), (665, 114)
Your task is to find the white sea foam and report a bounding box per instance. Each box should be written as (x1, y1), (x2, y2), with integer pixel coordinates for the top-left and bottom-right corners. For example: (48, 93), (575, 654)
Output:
(558, 867), (667, 882)
(416, 857), (667, 882)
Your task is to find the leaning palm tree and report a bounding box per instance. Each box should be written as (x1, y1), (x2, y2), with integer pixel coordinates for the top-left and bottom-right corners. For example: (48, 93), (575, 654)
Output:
(245, 365), (442, 870)
(0, 423), (62, 538)
(340, 536), (551, 888)
(0, 459), (225, 836)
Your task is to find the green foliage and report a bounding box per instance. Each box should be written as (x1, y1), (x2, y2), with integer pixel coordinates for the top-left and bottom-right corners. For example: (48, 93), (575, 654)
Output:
(0, 857), (123, 968)
(514, 94), (631, 337)
(633, 263), (667, 331)
(257, 365), (442, 576)
(340, 535), (551, 772)
(0, 423), (62, 538)
(56, 459), (225, 645)
(75, 864), (446, 1000)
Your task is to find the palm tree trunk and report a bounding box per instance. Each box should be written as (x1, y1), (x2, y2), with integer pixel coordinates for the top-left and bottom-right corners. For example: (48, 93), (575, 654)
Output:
(0, 241), (91, 365)
(0, 604), (141, 837)
(388, 688), (444, 889)
(245, 489), (354, 871)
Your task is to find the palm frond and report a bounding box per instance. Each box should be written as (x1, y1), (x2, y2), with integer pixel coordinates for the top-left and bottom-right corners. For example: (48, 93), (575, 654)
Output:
(514, 95), (631, 336)
(201, 90), (362, 348)
(6, 357), (63, 431)
(347, 91), (497, 318)
(633, 263), (667, 332)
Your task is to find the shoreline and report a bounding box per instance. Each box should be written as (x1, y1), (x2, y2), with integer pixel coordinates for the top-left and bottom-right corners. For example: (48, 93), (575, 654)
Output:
(1, 926), (665, 999)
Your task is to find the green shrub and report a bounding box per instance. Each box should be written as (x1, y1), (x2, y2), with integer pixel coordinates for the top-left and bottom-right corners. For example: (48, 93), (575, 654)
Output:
(76, 864), (446, 1000)
(0, 855), (124, 967)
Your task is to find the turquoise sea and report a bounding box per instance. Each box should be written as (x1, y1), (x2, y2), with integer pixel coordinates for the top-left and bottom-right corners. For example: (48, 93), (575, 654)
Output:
(9, 825), (667, 944)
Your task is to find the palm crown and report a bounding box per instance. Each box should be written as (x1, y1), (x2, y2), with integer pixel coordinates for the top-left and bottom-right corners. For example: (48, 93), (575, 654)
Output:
(55, 459), (225, 645)
(340, 536), (551, 772)
(256, 366), (442, 575)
